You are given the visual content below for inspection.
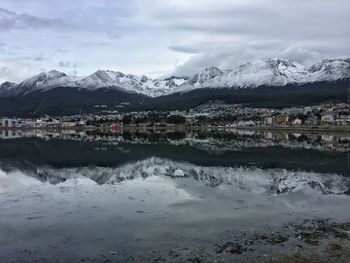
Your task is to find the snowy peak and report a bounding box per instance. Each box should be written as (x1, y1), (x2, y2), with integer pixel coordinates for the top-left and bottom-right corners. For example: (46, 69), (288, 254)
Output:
(187, 66), (223, 86)
(206, 58), (308, 88)
(12, 70), (77, 95)
(0, 81), (15, 90)
(308, 58), (350, 72)
(2, 58), (349, 97)
(77, 70), (131, 90)
(45, 70), (67, 78)
(308, 58), (350, 81)
(139, 76), (188, 97)
(265, 58), (302, 68)
(265, 58), (308, 81)
(180, 58), (349, 92)
(76, 70), (189, 97)
(26, 70), (68, 84)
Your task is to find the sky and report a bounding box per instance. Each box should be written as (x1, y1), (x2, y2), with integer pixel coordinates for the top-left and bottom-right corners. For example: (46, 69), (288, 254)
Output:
(0, 0), (349, 83)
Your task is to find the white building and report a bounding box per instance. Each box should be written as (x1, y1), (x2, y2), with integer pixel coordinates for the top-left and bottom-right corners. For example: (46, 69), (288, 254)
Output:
(1, 118), (19, 128)
(292, 118), (302, 125)
(321, 114), (334, 124)
(265, 117), (273, 126)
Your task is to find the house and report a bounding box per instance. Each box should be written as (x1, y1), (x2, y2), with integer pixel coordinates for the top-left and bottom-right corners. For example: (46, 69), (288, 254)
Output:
(335, 115), (350, 125)
(275, 114), (289, 125)
(292, 118), (302, 126)
(321, 114), (334, 124)
(264, 117), (273, 126)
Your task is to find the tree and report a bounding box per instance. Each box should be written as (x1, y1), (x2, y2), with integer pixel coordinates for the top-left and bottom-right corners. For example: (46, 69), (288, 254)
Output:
(166, 115), (186, 124)
(122, 115), (132, 124)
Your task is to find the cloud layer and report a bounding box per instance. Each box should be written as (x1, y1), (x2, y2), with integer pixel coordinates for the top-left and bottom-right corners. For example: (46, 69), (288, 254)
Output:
(0, 8), (72, 32)
(0, 0), (349, 82)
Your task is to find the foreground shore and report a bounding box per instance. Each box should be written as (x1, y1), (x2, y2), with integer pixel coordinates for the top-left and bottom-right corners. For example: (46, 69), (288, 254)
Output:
(3, 219), (350, 262)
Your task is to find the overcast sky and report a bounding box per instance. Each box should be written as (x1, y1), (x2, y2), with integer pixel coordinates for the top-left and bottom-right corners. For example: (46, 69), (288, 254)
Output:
(0, 0), (349, 83)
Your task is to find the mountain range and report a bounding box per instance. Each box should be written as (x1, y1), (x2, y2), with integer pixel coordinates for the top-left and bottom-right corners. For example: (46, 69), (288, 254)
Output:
(0, 58), (349, 115)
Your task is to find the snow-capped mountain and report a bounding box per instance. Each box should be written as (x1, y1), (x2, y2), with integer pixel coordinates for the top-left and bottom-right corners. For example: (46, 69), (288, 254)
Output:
(6, 69), (188, 97)
(11, 70), (78, 95)
(212, 58), (309, 87)
(1, 58), (349, 98)
(76, 71), (188, 97)
(175, 58), (350, 93)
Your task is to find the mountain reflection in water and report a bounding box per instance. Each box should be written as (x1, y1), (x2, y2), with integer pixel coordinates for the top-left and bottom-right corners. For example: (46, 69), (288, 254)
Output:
(0, 129), (349, 262)
(0, 129), (349, 175)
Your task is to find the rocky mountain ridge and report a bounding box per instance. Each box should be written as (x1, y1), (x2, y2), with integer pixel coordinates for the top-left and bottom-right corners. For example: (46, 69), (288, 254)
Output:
(1, 58), (349, 98)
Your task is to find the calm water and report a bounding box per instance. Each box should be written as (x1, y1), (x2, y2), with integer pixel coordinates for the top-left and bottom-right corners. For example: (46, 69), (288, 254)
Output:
(0, 129), (349, 262)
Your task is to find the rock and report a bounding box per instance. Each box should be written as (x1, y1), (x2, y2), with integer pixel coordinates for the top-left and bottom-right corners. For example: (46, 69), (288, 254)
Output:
(215, 242), (246, 254)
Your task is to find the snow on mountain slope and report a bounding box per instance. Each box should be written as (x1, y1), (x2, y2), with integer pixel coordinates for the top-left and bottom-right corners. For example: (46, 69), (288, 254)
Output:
(308, 58), (350, 82)
(213, 58), (309, 88)
(77, 71), (189, 97)
(3, 58), (349, 97)
(11, 70), (78, 95)
(187, 66), (224, 86)
(76, 70), (141, 93)
(175, 59), (311, 93)
(138, 76), (189, 97)
(8, 69), (188, 97)
(173, 58), (350, 94)
(173, 67), (223, 93)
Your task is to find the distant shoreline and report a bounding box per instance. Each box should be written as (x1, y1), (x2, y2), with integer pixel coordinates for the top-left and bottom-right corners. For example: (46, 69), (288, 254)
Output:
(236, 125), (350, 134)
(1, 125), (349, 134)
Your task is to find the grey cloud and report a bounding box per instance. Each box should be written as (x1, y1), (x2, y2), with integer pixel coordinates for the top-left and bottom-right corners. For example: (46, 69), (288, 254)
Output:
(144, 1), (350, 39)
(151, 7), (276, 36)
(144, 0), (350, 76)
(0, 63), (32, 83)
(153, 12), (347, 41)
(108, 32), (122, 40)
(81, 41), (110, 47)
(59, 61), (70, 67)
(0, 66), (11, 76)
(12, 54), (48, 62)
(140, 1), (349, 60)
(0, 8), (74, 32)
(172, 43), (334, 76)
(0, 0), (348, 78)
(57, 49), (69, 53)
(168, 45), (200, 54)
(34, 54), (45, 61)
(277, 46), (323, 68)
(0, 42), (6, 52)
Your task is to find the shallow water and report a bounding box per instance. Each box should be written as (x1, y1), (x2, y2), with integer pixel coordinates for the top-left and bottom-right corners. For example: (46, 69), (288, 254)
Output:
(0, 129), (349, 262)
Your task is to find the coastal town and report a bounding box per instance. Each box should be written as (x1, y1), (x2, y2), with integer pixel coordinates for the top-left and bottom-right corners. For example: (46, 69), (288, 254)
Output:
(1, 102), (349, 132)
(0, 123), (349, 155)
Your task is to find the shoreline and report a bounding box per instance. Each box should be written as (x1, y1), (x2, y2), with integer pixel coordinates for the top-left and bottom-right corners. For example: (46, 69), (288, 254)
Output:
(236, 125), (350, 134)
(1, 125), (349, 134)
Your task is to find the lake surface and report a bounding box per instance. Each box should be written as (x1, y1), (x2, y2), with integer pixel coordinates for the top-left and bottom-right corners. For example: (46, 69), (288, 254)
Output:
(0, 129), (349, 262)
